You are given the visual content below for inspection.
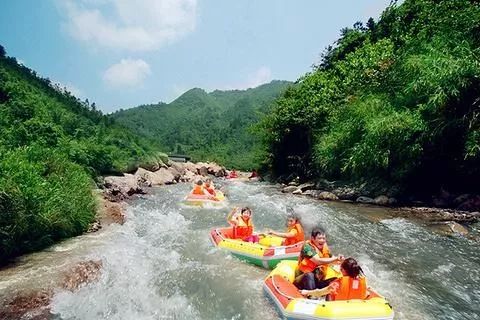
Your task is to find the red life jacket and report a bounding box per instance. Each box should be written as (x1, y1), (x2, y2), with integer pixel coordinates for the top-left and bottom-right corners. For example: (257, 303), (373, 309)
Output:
(284, 223), (305, 246)
(204, 184), (216, 196)
(298, 240), (330, 274)
(233, 216), (253, 239)
(329, 276), (367, 301)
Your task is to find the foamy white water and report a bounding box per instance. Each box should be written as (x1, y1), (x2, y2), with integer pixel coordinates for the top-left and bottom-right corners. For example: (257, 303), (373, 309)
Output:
(1, 180), (479, 319)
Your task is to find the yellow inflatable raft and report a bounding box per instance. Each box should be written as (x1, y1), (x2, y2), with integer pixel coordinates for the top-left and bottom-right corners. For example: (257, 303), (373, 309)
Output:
(184, 191), (226, 207)
(210, 227), (303, 269)
(263, 260), (394, 320)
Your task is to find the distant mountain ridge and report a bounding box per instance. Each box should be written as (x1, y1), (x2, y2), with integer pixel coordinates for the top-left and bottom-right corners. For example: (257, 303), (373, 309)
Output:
(111, 80), (292, 169)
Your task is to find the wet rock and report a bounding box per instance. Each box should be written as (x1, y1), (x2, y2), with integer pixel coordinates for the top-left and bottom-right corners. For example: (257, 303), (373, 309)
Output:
(292, 189), (303, 195)
(433, 221), (469, 236)
(87, 220), (102, 233)
(318, 191), (339, 201)
(333, 187), (359, 201)
(356, 196), (375, 204)
(297, 182), (316, 192)
(99, 200), (126, 225)
(282, 186), (298, 193)
(63, 260), (103, 291)
(104, 174), (145, 201)
(198, 166), (209, 176)
(288, 181), (299, 187)
(0, 289), (53, 320)
(374, 195), (390, 206)
(303, 190), (321, 198)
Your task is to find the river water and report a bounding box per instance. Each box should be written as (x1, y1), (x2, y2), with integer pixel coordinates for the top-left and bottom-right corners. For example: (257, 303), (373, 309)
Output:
(1, 180), (479, 319)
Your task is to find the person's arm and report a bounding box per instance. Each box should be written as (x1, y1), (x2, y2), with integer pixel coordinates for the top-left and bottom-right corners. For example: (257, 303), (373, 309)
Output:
(310, 254), (344, 266)
(300, 281), (339, 297)
(227, 208), (238, 226)
(269, 228), (297, 239)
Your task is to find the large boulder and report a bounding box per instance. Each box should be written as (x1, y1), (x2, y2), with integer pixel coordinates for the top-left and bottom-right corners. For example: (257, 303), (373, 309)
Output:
(184, 161), (198, 174)
(104, 174), (145, 201)
(282, 186), (298, 193)
(303, 190), (322, 198)
(332, 186), (359, 201)
(169, 161), (186, 175)
(356, 196), (375, 204)
(152, 168), (176, 185)
(198, 166), (209, 176)
(318, 191), (339, 201)
(374, 195), (390, 206)
(297, 182), (316, 192)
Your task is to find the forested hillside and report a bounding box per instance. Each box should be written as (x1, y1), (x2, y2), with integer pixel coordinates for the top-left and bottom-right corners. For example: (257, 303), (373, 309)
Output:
(0, 47), (164, 261)
(111, 81), (291, 170)
(259, 0), (480, 199)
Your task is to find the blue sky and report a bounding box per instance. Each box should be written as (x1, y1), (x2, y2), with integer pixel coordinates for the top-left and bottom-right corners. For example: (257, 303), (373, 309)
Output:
(0, 0), (392, 113)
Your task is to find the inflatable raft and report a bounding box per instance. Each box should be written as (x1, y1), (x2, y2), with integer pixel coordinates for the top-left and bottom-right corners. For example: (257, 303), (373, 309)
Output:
(263, 260), (394, 320)
(184, 191), (226, 207)
(209, 227), (303, 269)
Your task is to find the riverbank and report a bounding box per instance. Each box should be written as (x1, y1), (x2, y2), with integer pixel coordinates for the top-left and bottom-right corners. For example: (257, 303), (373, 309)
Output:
(279, 178), (480, 237)
(0, 160), (226, 319)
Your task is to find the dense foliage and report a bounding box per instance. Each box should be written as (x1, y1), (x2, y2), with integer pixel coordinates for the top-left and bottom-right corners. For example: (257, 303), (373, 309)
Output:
(0, 49), (164, 261)
(111, 81), (291, 170)
(258, 0), (480, 197)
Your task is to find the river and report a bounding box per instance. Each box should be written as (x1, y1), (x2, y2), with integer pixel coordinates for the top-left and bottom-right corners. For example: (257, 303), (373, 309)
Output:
(1, 180), (479, 319)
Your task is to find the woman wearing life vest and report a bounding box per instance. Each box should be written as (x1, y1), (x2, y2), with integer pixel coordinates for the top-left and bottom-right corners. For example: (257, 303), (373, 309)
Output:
(266, 214), (305, 246)
(227, 207), (259, 242)
(295, 228), (344, 290)
(203, 178), (216, 196)
(300, 257), (367, 301)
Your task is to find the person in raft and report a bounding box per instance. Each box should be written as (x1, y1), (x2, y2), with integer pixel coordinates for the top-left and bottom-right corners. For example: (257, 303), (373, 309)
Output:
(203, 178), (216, 196)
(265, 214), (305, 246)
(248, 169), (258, 179)
(300, 257), (367, 301)
(227, 207), (259, 243)
(295, 227), (344, 290)
(190, 180), (216, 200)
(228, 169), (238, 178)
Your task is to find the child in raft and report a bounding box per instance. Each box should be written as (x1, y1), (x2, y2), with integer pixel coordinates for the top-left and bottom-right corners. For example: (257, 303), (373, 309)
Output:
(227, 207), (259, 243)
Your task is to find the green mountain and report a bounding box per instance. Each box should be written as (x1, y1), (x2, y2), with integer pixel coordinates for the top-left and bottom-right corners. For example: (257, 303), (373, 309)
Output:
(259, 0), (480, 198)
(0, 46), (164, 261)
(111, 80), (292, 169)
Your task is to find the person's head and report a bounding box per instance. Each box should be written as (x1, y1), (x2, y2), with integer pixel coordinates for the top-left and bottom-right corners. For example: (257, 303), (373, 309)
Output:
(196, 180), (203, 186)
(205, 178), (212, 186)
(241, 207), (252, 219)
(340, 258), (364, 278)
(310, 227), (327, 247)
(286, 214), (301, 227)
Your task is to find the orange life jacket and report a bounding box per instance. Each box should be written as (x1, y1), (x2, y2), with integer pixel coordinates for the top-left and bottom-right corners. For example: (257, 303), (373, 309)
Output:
(233, 216), (253, 239)
(284, 223), (305, 246)
(329, 276), (367, 301)
(298, 240), (331, 274)
(192, 185), (204, 195)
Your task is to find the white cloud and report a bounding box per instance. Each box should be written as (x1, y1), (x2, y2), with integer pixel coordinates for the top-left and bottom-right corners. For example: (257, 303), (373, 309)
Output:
(53, 81), (84, 98)
(218, 66), (273, 91)
(103, 59), (151, 88)
(58, 0), (197, 52)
